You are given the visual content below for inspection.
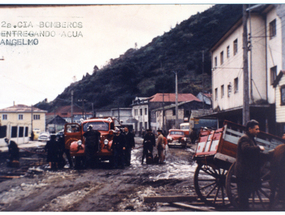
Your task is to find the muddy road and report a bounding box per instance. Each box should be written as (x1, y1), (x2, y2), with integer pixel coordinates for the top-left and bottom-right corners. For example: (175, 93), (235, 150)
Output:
(0, 138), (212, 212)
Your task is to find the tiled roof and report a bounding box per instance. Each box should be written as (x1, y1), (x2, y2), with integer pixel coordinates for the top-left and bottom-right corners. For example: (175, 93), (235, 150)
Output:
(46, 105), (92, 118)
(149, 93), (201, 103)
(0, 104), (47, 113)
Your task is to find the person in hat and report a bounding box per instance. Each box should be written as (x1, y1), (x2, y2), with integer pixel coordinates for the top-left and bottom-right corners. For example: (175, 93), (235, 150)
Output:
(4, 137), (19, 166)
(83, 124), (101, 169)
(111, 128), (126, 168)
(142, 129), (155, 164)
(156, 130), (165, 164)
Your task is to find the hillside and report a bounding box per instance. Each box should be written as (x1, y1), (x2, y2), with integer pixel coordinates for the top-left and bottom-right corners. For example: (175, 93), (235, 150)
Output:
(35, 4), (243, 112)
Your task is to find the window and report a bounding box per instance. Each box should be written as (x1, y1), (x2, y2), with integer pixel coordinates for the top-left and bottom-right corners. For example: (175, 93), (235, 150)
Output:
(134, 109), (138, 116)
(269, 19), (276, 39)
(11, 126), (17, 138)
(221, 85), (224, 98)
(234, 77), (239, 93)
(233, 39), (238, 56)
(228, 83), (232, 97)
(2, 114), (7, 120)
(18, 114), (23, 120)
(220, 51), (224, 65)
(281, 85), (285, 105)
(33, 114), (40, 120)
(25, 127), (29, 137)
(270, 66), (277, 85)
(215, 88), (218, 100)
(145, 122), (148, 130)
(145, 108), (147, 115)
(227, 46), (230, 58)
(214, 56), (217, 67)
(140, 109), (142, 116)
(0, 126), (7, 138)
(19, 127), (24, 137)
(173, 109), (176, 116)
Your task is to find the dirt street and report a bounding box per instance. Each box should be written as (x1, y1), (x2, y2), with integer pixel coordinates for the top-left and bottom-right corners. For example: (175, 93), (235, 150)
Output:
(0, 138), (201, 212)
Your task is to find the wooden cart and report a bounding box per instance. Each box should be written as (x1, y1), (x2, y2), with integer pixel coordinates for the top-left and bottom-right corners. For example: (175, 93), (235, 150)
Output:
(193, 120), (285, 209)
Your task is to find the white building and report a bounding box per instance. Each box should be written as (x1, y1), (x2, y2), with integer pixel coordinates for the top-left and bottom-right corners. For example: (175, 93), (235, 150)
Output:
(210, 4), (285, 134)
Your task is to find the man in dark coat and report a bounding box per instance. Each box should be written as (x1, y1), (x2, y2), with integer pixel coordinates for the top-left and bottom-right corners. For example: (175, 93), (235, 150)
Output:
(45, 134), (59, 170)
(235, 119), (265, 210)
(141, 129), (155, 164)
(83, 125), (101, 169)
(57, 133), (66, 169)
(111, 128), (126, 169)
(4, 138), (19, 165)
(123, 127), (135, 166)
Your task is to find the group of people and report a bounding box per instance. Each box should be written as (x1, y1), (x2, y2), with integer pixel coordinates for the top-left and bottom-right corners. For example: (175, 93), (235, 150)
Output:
(141, 129), (167, 165)
(111, 126), (135, 169)
(45, 133), (73, 170)
(83, 125), (136, 169)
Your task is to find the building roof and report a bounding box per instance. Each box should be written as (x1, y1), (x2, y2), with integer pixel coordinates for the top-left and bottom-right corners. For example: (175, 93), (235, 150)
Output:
(0, 104), (47, 113)
(152, 100), (202, 112)
(46, 105), (92, 118)
(149, 93), (201, 103)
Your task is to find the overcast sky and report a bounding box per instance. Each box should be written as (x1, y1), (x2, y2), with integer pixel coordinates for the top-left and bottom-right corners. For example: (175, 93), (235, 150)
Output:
(0, 4), (213, 109)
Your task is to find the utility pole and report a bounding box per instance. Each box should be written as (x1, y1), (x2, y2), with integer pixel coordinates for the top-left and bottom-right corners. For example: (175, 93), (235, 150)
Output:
(202, 50), (205, 111)
(31, 104), (33, 135)
(243, 4), (250, 125)
(71, 90), (74, 123)
(174, 71), (178, 128)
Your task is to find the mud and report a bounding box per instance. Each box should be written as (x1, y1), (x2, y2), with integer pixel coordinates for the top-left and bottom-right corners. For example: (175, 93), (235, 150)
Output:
(0, 140), (200, 212)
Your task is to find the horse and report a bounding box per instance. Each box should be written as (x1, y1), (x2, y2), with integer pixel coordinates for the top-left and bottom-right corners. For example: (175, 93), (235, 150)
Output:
(269, 144), (285, 209)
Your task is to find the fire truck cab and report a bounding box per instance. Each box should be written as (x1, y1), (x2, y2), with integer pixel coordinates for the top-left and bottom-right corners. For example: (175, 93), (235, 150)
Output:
(64, 117), (115, 168)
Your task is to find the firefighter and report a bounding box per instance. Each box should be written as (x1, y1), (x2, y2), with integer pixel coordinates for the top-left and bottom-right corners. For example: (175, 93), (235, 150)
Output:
(123, 127), (135, 166)
(4, 137), (19, 167)
(83, 125), (101, 169)
(141, 129), (155, 164)
(111, 128), (126, 169)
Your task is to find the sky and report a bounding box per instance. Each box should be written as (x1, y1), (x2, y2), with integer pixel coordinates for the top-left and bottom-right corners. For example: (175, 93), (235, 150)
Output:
(0, 3), (213, 109)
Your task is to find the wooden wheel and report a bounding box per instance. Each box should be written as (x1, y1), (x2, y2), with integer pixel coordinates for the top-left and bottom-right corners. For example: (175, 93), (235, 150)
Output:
(194, 163), (230, 208)
(226, 162), (271, 210)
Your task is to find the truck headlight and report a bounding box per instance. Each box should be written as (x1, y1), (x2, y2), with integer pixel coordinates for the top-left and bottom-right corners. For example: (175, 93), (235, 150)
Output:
(78, 140), (82, 146)
(168, 137), (172, 141)
(104, 139), (108, 145)
(183, 137), (187, 141)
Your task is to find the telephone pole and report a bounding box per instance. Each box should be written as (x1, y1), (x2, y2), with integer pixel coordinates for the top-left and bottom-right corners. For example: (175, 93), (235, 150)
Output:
(243, 4), (250, 125)
(174, 71), (178, 128)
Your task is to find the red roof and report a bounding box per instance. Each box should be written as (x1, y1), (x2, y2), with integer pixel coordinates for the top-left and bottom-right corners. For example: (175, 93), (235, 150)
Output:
(149, 93), (201, 103)
(46, 105), (92, 118)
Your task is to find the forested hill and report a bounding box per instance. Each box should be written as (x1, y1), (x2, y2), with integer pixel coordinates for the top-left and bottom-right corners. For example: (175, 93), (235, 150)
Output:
(36, 4), (243, 112)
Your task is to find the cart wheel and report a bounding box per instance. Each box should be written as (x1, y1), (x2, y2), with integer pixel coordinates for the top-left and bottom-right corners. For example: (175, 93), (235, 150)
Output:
(226, 162), (271, 210)
(194, 163), (230, 208)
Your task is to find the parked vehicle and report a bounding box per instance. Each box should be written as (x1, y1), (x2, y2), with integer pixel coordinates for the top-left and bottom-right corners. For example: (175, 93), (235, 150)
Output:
(167, 129), (187, 148)
(64, 117), (116, 168)
(179, 123), (190, 136)
(38, 132), (50, 142)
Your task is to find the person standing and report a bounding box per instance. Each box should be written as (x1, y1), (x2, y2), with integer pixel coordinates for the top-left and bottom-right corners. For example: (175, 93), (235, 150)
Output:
(156, 130), (165, 164)
(4, 137), (19, 166)
(111, 128), (126, 169)
(57, 132), (66, 169)
(235, 119), (265, 210)
(123, 127), (135, 166)
(142, 129), (155, 164)
(83, 125), (101, 169)
(45, 134), (59, 170)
